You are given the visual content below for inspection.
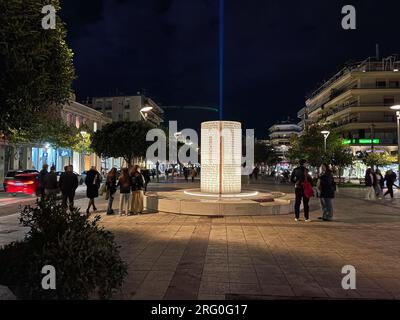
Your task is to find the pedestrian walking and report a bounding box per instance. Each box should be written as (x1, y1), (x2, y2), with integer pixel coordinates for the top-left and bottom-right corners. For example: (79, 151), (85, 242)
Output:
(253, 166), (260, 180)
(317, 163), (336, 221)
(85, 166), (102, 217)
(44, 165), (59, 198)
(105, 167), (117, 215)
(384, 169), (397, 199)
(375, 169), (384, 198)
(38, 163), (49, 199)
(290, 159), (314, 222)
(117, 168), (131, 216)
(59, 165), (79, 211)
(142, 168), (151, 193)
(191, 167), (196, 182)
(183, 167), (189, 182)
(130, 165), (145, 215)
(365, 168), (377, 200)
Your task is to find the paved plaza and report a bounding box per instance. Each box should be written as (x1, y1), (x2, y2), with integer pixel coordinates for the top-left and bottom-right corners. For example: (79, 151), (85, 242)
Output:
(1, 180), (400, 300)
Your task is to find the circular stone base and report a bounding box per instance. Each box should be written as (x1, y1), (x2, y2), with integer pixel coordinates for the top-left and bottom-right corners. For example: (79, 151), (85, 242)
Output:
(144, 189), (295, 216)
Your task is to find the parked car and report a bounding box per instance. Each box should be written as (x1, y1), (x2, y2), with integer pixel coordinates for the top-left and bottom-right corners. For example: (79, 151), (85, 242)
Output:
(4, 172), (39, 195)
(3, 170), (23, 191)
(3, 170), (39, 192)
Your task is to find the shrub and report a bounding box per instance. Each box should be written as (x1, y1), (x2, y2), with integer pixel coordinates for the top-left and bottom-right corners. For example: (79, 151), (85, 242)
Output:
(0, 198), (127, 299)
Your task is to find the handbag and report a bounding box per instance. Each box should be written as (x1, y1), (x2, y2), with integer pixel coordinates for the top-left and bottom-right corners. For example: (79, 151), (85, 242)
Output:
(99, 182), (107, 196)
(302, 169), (314, 199)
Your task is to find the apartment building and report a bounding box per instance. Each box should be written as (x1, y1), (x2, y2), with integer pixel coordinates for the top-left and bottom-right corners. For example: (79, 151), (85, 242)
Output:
(298, 55), (400, 156)
(297, 55), (400, 178)
(268, 121), (301, 157)
(91, 94), (164, 126)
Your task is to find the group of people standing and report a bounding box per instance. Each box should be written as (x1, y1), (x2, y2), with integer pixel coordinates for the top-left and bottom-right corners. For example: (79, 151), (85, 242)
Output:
(365, 168), (397, 200)
(38, 164), (79, 210)
(38, 164), (147, 217)
(101, 165), (146, 216)
(290, 159), (336, 222)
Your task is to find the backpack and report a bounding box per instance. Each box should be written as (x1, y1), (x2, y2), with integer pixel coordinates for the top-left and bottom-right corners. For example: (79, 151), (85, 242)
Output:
(302, 169), (314, 199)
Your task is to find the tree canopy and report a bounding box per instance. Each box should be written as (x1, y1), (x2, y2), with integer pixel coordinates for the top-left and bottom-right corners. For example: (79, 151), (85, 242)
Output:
(288, 125), (353, 171)
(0, 0), (74, 134)
(91, 121), (157, 166)
(362, 151), (396, 169)
(254, 141), (280, 166)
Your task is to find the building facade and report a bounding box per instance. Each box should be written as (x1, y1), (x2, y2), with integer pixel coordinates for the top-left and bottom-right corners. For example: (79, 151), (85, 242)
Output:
(298, 55), (400, 177)
(91, 94), (164, 126)
(0, 96), (112, 184)
(268, 121), (301, 157)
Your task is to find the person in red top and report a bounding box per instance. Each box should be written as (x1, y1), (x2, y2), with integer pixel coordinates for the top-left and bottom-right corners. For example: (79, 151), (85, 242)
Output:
(290, 159), (313, 222)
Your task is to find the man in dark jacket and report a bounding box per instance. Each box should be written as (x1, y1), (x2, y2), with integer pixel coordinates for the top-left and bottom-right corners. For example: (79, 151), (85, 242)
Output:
(365, 168), (377, 200)
(318, 164), (336, 221)
(44, 165), (59, 198)
(290, 159), (313, 222)
(59, 165), (79, 210)
(384, 169), (397, 199)
(38, 164), (49, 199)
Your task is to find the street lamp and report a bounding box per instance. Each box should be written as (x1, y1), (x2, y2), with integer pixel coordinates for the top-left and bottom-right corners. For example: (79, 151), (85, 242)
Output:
(321, 130), (330, 152)
(140, 106), (153, 121)
(390, 105), (400, 180)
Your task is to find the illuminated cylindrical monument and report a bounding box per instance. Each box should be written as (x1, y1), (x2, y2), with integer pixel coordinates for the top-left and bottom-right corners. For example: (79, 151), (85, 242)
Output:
(201, 121), (242, 194)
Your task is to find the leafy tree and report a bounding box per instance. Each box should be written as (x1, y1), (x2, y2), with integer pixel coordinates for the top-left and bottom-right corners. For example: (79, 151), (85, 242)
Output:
(254, 141), (280, 166)
(288, 125), (353, 173)
(363, 152), (396, 169)
(7, 105), (81, 149)
(91, 121), (157, 166)
(0, 0), (74, 134)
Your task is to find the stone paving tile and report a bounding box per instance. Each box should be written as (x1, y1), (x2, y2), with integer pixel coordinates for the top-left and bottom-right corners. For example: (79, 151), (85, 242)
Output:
(1, 183), (400, 300)
(259, 285), (295, 297)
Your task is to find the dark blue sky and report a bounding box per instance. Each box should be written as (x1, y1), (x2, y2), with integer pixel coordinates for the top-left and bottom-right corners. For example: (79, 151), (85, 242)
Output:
(60, 0), (400, 138)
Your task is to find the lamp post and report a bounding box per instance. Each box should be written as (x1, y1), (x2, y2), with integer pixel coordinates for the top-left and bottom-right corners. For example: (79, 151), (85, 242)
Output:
(80, 130), (87, 174)
(390, 105), (400, 180)
(321, 130), (330, 153)
(140, 106), (153, 121)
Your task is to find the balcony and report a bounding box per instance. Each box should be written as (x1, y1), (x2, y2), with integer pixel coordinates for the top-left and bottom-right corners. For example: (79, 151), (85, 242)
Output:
(331, 118), (397, 131)
(307, 55), (400, 101)
(315, 102), (396, 122)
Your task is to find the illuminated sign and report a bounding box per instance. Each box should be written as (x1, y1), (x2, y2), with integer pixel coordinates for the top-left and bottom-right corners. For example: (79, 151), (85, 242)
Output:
(342, 139), (380, 145)
(200, 121), (242, 194)
(359, 139), (380, 144)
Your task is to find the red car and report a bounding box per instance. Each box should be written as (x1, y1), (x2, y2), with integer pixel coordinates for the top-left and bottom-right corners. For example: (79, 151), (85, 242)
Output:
(4, 172), (39, 195)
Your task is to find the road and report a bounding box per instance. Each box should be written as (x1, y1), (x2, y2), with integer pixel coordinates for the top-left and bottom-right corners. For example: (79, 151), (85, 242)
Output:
(0, 185), (87, 217)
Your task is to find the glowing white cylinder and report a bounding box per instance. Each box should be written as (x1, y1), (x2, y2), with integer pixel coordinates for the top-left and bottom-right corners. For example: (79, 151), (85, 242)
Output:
(200, 121), (242, 194)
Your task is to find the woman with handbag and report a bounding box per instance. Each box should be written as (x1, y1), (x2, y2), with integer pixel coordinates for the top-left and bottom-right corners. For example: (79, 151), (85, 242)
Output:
(130, 165), (145, 215)
(290, 159), (314, 222)
(85, 166), (102, 217)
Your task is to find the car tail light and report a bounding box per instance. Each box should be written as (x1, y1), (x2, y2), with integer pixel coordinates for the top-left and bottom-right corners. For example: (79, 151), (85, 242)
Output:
(24, 180), (34, 185)
(7, 181), (15, 185)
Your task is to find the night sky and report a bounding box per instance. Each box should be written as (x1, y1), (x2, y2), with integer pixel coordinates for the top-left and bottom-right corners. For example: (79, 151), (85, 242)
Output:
(60, 0), (400, 138)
